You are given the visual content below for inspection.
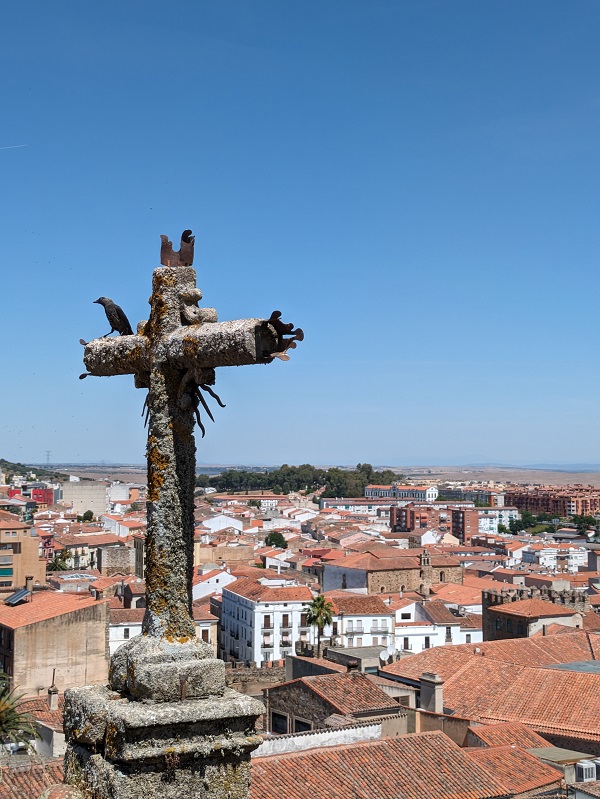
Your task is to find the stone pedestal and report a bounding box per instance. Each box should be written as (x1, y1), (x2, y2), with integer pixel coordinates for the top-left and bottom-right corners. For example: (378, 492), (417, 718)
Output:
(63, 638), (264, 799)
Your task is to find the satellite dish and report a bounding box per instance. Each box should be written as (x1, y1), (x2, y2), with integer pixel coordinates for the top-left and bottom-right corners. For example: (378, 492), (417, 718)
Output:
(386, 645), (396, 658)
(379, 650), (389, 662)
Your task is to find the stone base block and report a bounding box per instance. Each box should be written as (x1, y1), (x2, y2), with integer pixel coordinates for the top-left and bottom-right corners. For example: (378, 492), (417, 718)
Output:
(63, 683), (264, 799)
(109, 634), (222, 701)
(65, 744), (254, 799)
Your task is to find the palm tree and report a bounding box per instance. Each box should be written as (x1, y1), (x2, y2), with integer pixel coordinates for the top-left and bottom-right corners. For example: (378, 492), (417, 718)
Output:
(0, 677), (38, 750)
(306, 595), (334, 658)
(47, 549), (69, 572)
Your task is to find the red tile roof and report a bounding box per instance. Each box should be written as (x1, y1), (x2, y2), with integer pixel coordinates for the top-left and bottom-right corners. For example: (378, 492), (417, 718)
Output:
(467, 721), (549, 749)
(224, 578), (313, 603)
(466, 745), (562, 794)
(283, 672), (399, 715)
(384, 631), (600, 742)
(324, 592), (392, 616)
(250, 731), (506, 799)
(487, 598), (579, 618)
(0, 592), (108, 629)
(19, 695), (65, 731)
(0, 761), (65, 798)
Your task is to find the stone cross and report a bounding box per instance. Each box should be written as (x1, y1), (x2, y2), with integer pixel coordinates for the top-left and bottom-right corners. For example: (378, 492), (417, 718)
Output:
(82, 230), (303, 643)
(59, 231), (302, 799)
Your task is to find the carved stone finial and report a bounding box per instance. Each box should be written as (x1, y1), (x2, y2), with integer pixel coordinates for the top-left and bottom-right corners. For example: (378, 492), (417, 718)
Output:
(160, 229), (195, 266)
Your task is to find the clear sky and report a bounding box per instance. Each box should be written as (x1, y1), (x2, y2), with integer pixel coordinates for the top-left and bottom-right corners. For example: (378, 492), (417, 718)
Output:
(2, 1), (600, 467)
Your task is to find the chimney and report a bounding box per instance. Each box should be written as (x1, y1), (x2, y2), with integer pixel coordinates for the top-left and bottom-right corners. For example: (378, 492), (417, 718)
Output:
(25, 575), (33, 594)
(48, 669), (59, 711)
(419, 672), (444, 714)
(346, 659), (359, 673)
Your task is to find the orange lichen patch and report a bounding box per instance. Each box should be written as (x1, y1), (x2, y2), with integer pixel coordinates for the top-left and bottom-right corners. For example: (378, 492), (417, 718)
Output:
(147, 434), (168, 502)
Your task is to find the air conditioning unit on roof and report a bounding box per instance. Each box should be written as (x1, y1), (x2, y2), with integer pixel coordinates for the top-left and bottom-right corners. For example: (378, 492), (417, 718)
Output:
(576, 761), (597, 783)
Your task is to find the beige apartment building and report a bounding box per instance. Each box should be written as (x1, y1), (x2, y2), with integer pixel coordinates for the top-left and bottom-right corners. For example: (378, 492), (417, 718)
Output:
(0, 591), (109, 696)
(0, 519), (46, 588)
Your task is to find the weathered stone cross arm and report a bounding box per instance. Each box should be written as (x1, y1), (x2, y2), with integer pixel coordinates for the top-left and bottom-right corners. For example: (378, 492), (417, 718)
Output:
(82, 313), (294, 378)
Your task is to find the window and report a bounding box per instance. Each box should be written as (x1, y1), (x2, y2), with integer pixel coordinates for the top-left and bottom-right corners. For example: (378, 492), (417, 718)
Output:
(294, 718), (312, 733)
(466, 634), (471, 644)
(506, 620), (513, 633)
(401, 612), (411, 620)
(263, 615), (271, 629)
(201, 629), (209, 643)
(356, 637), (363, 647)
(424, 637), (430, 649)
(495, 618), (502, 630)
(301, 613), (308, 627)
(123, 628), (130, 639)
(271, 712), (288, 734)
(282, 614), (290, 628)
(381, 637), (387, 646)
(403, 637), (409, 650)
(373, 637), (378, 646)
(347, 637), (354, 647)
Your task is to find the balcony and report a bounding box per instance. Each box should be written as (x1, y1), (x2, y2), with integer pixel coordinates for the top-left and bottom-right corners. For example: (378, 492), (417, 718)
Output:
(370, 627), (389, 634)
(261, 626), (273, 632)
(261, 642), (274, 650)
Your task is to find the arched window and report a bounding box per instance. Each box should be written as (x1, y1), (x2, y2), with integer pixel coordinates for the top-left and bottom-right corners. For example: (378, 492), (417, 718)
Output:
(380, 585), (385, 593)
(439, 571), (445, 583)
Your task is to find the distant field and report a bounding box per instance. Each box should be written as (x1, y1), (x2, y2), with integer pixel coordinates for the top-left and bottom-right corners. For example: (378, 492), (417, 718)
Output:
(40, 463), (600, 488)
(397, 465), (600, 487)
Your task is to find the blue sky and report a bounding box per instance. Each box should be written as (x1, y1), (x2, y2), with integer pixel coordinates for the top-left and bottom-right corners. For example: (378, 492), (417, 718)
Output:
(2, 1), (600, 467)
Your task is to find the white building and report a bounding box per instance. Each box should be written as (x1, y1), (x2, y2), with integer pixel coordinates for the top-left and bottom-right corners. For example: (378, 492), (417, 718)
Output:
(522, 543), (588, 573)
(389, 597), (482, 653)
(323, 593), (394, 649)
(220, 578), (313, 665)
(365, 485), (439, 502)
(192, 567), (238, 600)
(110, 604), (217, 656)
(201, 514), (244, 535)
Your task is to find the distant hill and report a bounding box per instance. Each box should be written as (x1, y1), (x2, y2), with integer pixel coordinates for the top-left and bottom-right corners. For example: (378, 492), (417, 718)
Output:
(0, 458), (68, 482)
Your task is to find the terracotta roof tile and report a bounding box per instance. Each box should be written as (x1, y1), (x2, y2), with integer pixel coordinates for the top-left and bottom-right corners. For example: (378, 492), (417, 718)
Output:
(0, 761), (65, 798)
(250, 731), (506, 799)
(294, 672), (399, 715)
(19, 695), (65, 731)
(466, 745), (562, 794)
(487, 598), (579, 618)
(324, 593), (392, 616)
(225, 578), (313, 603)
(0, 592), (108, 630)
(467, 721), (550, 749)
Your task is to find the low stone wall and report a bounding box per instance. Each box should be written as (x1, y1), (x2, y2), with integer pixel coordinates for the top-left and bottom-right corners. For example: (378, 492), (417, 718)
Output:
(252, 721), (382, 757)
(225, 663), (286, 695)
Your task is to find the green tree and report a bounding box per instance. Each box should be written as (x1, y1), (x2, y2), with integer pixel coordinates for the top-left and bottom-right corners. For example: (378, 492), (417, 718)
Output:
(47, 549), (69, 572)
(264, 532), (287, 549)
(497, 523), (509, 535)
(572, 514), (597, 534)
(0, 677), (38, 749)
(247, 499), (261, 509)
(306, 595), (334, 657)
(130, 501), (143, 512)
(81, 510), (94, 522)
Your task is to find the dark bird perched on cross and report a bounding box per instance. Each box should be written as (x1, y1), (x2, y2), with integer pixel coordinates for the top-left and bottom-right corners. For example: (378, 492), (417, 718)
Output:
(93, 297), (134, 337)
